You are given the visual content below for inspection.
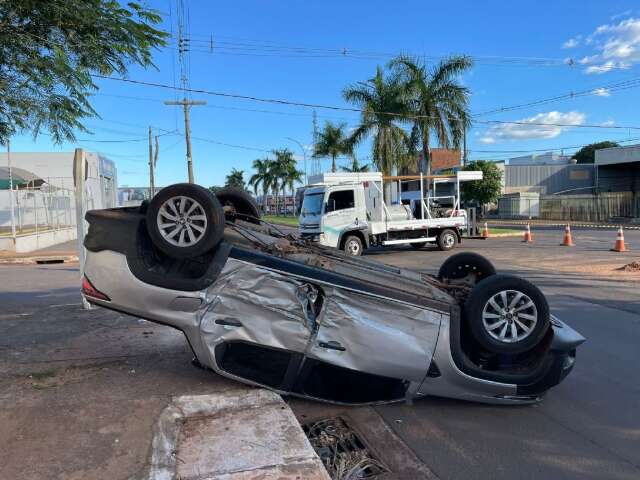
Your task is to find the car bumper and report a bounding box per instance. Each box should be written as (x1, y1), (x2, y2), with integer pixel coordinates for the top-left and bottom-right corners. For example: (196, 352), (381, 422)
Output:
(419, 311), (585, 405)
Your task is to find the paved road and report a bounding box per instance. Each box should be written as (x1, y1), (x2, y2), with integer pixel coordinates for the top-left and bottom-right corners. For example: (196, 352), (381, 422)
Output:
(368, 231), (640, 480)
(0, 229), (638, 479)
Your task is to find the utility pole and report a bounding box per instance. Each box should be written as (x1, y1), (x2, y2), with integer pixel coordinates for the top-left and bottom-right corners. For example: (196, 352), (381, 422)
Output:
(164, 99), (206, 183)
(463, 126), (467, 167)
(148, 127), (155, 196)
(166, 0), (205, 183)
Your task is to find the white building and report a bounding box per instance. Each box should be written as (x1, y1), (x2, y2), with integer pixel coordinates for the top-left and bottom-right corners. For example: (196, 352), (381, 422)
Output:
(0, 151), (117, 210)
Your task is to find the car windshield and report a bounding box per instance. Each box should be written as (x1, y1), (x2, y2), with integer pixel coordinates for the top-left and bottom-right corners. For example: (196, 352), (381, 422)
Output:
(301, 192), (324, 217)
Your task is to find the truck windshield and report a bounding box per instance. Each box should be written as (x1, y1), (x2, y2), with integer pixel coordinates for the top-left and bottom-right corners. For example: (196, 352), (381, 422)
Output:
(301, 192), (324, 217)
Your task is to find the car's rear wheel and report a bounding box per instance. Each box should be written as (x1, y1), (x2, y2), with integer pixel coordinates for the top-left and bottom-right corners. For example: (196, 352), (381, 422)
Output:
(464, 274), (550, 354)
(437, 229), (457, 251)
(343, 235), (363, 256)
(438, 252), (496, 283)
(215, 187), (261, 224)
(146, 183), (224, 259)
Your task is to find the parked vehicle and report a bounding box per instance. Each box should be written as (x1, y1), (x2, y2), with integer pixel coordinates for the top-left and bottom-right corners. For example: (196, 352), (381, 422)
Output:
(298, 171), (482, 256)
(82, 183), (584, 405)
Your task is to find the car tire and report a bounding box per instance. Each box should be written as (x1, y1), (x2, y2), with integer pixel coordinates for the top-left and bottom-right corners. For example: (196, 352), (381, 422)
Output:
(464, 274), (550, 355)
(438, 252), (496, 282)
(146, 183), (224, 259)
(216, 187), (261, 224)
(343, 235), (363, 256)
(410, 242), (427, 250)
(437, 229), (457, 251)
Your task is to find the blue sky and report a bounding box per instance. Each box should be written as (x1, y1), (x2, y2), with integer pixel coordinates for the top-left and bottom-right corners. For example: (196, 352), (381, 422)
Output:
(8, 1), (640, 187)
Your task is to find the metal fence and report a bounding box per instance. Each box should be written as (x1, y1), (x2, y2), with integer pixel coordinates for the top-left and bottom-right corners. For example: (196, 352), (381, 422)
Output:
(496, 192), (639, 222)
(0, 185), (76, 236)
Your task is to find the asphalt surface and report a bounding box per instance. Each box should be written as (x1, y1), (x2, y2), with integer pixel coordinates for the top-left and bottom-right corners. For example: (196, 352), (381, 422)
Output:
(0, 229), (639, 479)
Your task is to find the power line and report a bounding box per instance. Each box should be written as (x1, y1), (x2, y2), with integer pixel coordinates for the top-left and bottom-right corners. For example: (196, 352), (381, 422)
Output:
(475, 77), (640, 116)
(92, 74), (640, 131)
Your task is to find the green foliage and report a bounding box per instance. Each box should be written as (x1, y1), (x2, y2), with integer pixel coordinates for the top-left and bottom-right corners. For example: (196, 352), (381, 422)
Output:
(340, 157), (370, 172)
(0, 0), (167, 144)
(461, 160), (502, 205)
(312, 121), (352, 173)
(343, 67), (409, 175)
(389, 54), (473, 176)
(208, 185), (223, 194)
(572, 141), (619, 164)
(249, 149), (303, 215)
(224, 168), (246, 190)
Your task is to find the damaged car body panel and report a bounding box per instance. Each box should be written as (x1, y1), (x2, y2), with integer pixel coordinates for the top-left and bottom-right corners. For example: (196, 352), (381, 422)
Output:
(81, 185), (584, 406)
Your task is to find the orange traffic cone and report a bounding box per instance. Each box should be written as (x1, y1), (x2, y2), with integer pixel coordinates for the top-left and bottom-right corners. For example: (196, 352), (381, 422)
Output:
(561, 224), (574, 246)
(523, 223), (533, 243)
(482, 222), (490, 238)
(611, 227), (627, 252)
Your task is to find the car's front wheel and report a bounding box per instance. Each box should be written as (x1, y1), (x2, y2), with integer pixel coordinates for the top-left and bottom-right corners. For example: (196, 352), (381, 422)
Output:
(146, 183), (224, 259)
(464, 274), (550, 354)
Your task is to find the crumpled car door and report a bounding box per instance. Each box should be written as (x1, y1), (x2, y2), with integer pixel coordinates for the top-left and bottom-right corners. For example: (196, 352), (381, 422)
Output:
(296, 287), (443, 403)
(198, 259), (320, 391)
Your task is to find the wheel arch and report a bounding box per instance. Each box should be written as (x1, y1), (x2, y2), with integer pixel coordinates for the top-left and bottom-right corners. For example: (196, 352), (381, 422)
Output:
(338, 228), (369, 250)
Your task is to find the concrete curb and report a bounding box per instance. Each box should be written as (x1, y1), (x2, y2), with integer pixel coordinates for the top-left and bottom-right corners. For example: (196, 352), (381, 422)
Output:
(146, 389), (330, 480)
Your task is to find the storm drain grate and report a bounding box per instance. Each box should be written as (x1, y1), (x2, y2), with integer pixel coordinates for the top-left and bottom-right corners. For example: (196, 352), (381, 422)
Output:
(303, 417), (389, 480)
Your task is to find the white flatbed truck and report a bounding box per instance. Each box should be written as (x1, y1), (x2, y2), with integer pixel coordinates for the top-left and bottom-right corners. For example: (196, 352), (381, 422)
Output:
(298, 170), (483, 256)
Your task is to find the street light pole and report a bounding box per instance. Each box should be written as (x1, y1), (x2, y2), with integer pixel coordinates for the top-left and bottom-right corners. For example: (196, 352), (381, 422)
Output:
(164, 98), (206, 183)
(285, 137), (307, 185)
(7, 140), (15, 239)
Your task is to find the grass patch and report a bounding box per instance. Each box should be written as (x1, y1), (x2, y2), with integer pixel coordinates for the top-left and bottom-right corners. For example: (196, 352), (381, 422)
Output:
(28, 370), (57, 381)
(488, 227), (521, 235)
(263, 215), (299, 227)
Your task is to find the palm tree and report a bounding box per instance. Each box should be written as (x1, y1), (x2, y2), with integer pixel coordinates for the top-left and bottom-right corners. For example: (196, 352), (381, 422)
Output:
(272, 148), (299, 215)
(225, 168), (245, 190)
(389, 54), (473, 178)
(249, 158), (274, 211)
(343, 66), (410, 176)
(312, 121), (352, 173)
(340, 156), (370, 172)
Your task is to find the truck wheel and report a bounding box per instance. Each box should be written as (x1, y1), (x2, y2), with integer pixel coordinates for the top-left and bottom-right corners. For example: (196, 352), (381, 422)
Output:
(438, 252), (496, 283)
(146, 183), (224, 259)
(216, 187), (261, 224)
(464, 274), (550, 355)
(343, 235), (363, 256)
(437, 229), (457, 251)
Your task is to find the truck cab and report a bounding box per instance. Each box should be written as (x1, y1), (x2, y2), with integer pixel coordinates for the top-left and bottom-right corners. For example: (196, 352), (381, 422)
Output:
(299, 171), (482, 256)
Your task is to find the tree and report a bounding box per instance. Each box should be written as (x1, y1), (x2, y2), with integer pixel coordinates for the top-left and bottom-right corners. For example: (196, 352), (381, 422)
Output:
(272, 148), (300, 215)
(389, 55), (473, 178)
(572, 141), (619, 164)
(224, 168), (246, 190)
(249, 158), (274, 211)
(0, 0), (167, 144)
(343, 67), (410, 175)
(460, 160), (502, 205)
(340, 156), (370, 172)
(312, 121), (352, 173)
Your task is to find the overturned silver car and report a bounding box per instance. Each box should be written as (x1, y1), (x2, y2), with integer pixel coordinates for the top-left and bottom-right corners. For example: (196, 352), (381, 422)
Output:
(82, 183), (584, 405)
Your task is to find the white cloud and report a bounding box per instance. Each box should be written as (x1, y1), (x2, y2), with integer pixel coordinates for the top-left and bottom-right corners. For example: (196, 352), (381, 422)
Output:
(611, 10), (632, 21)
(592, 87), (611, 96)
(562, 35), (582, 48)
(575, 18), (640, 74)
(480, 111), (586, 144)
(600, 119), (615, 127)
